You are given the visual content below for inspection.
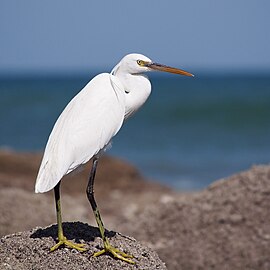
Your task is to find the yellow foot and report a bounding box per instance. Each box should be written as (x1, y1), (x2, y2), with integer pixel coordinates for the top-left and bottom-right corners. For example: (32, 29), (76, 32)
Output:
(50, 236), (86, 252)
(93, 240), (134, 264)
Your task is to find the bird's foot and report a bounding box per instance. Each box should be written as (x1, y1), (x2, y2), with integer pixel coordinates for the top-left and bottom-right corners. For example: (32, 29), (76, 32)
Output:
(50, 236), (86, 252)
(93, 238), (134, 264)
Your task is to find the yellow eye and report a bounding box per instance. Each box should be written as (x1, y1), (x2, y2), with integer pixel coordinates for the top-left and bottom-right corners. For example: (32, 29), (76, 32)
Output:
(137, 60), (144, 66)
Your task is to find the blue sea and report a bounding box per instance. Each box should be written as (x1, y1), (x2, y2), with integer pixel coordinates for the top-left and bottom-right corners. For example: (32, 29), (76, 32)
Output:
(1, 72), (270, 190)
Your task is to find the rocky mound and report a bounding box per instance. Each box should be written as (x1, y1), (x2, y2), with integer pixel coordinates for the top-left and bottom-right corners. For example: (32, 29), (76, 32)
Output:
(131, 165), (270, 270)
(0, 222), (166, 270)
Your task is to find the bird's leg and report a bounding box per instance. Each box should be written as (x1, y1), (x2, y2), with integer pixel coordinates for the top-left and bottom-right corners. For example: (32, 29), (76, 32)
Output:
(87, 157), (134, 264)
(50, 181), (86, 252)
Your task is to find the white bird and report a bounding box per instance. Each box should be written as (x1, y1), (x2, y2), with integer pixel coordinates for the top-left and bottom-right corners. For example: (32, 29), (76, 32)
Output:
(35, 53), (194, 264)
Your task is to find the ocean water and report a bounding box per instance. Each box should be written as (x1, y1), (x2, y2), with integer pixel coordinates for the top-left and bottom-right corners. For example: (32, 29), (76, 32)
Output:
(1, 73), (270, 190)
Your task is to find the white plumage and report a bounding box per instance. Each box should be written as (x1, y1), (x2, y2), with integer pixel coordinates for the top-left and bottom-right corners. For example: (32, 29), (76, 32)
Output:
(35, 53), (153, 193)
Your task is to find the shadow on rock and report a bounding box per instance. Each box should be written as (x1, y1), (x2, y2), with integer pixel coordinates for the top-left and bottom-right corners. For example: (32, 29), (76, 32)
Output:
(30, 221), (116, 244)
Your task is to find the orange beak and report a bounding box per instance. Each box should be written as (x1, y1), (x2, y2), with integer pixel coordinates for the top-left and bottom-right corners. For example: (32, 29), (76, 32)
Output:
(146, 62), (194, 77)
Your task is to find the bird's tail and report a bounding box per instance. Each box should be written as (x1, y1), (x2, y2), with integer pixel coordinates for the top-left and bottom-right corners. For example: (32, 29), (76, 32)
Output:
(35, 160), (60, 193)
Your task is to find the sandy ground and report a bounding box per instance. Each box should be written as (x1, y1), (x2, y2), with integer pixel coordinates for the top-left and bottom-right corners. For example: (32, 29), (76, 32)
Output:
(0, 222), (166, 270)
(0, 150), (270, 269)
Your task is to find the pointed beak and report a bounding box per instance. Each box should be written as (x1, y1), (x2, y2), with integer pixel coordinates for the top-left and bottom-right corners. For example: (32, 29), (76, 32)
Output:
(146, 62), (194, 77)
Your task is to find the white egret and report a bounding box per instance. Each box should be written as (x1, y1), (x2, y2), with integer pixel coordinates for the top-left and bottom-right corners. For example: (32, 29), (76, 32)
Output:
(35, 53), (194, 264)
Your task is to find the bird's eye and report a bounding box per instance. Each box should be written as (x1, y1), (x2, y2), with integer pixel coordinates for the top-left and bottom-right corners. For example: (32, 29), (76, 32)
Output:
(137, 60), (144, 66)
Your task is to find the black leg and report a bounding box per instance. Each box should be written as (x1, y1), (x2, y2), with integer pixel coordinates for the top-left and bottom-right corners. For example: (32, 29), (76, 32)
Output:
(86, 156), (134, 263)
(86, 157), (106, 241)
(86, 157), (99, 211)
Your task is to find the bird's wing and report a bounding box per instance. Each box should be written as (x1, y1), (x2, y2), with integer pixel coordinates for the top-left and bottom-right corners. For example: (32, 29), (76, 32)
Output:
(35, 73), (125, 193)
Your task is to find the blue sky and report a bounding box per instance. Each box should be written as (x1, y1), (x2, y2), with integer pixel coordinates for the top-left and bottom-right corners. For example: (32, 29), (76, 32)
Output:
(1, 1), (269, 74)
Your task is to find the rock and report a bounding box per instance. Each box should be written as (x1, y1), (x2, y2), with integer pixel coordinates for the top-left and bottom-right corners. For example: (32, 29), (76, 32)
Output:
(130, 165), (270, 270)
(0, 222), (167, 270)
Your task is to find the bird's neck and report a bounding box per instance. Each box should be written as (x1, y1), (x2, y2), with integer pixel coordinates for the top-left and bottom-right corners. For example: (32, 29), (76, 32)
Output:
(116, 72), (152, 119)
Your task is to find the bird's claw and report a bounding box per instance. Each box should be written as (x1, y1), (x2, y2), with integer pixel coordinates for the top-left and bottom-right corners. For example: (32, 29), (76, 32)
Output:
(50, 236), (86, 252)
(93, 240), (134, 264)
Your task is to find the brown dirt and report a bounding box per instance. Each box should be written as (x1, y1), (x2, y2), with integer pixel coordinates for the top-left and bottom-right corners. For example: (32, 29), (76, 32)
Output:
(130, 165), (270, 270)
(0, 150), (172, 236)
(0, 222), (166, 270)
(0, 150), (270, 269)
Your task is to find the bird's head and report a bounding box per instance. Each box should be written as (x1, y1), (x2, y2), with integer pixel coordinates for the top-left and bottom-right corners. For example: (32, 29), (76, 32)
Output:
(112, 53), (194, 77)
